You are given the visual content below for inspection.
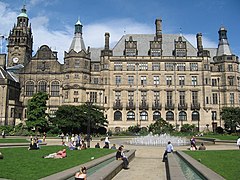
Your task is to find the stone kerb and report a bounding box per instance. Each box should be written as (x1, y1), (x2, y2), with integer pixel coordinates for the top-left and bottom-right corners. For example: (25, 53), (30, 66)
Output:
(88, 149), (136, 180)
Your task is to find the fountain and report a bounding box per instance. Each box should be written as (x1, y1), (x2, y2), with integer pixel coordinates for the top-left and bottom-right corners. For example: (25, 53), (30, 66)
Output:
(128, 133), (189, 146)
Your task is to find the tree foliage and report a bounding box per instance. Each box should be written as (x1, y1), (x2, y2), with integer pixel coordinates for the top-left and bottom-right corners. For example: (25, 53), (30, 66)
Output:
(221, 107), (240, 133)
(26, 92), (49, 132)
(148, 118), (173, 134)
(51, 104), (108, 134)
(180, 124), (196, 133)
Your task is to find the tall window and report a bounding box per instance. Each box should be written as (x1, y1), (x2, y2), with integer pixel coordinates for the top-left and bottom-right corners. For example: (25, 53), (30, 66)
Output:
(212, 93), (218, 104)
(228, 64), (233, 71)
(25, 81), (34, 96)
(153, 111), (161, 120)
(167, 91), (173, 105)
(230, 93), (234, 105)
(115, 91), (121, 100)
(192, 91), (198, 104)
(212, 79), (217, 86)
(38, 81), (47, 92)
(152, 62), (160, 71)
(140, 111), (148, 121)
(154, 91), (160, 100)
(114, 62), (122, 71)
(179, 111), (187, 121)
(127, 111), (135, 121)
(139, 62), (148, 71)
(212, 111), (217, 121)
(165, 63), (174, 71)
(228, 77), (234, 86)
(141, 91), (147, 100)
(115, 76), (121, 85)
(128, 91), (134, 101)
(190, 63), (198, 71)
(114, 111), (122, 121)
(177, 63), (186, 71)
(166, 111), (174, 121)
(192, 111), (199, 121)
(179, 91), (185, 105)
(153, 76), (160, 85)
(179, 76), (185, 86)
(191, 76), (197, 86)
(50, 81), (60, 96)
(166, 76), (172, 86)
(128, 76), (134, 85)
(140, 76), (147, 85)
(90, 92), (97, 103)
(127, 62), (135, 71)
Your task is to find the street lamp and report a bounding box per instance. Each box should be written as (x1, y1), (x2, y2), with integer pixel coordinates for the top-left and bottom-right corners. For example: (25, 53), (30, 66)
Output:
(86, 100), (93, 148)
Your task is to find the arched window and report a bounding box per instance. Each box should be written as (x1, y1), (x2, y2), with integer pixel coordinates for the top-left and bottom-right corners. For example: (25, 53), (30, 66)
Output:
(25, 81), (34, 96)
(114, 111), (122, 121)
(127, 111), (135, 121)
(38, 81), (47, 92)
(115, 127), (121, 133)
(153, 111), (161, 121)
(179, 111), (187, 121)
(192, 111), (199, 121)
(166, 111), (174, 121)
(140, 111), (148, 121)
(51, 81), (60, 96)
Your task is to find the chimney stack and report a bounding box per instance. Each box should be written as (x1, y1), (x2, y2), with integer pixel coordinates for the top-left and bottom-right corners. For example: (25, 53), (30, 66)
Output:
(196, 33), (203, 51)
(155, 19), (162, 41)
(104, 32), (110, 50)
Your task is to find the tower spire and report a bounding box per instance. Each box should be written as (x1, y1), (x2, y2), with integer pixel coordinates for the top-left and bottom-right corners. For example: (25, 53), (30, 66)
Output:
(216, 27), (232, 56)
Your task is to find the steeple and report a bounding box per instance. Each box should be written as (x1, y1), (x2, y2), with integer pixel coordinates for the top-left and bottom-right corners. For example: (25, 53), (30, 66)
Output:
(69, 19), (86, 52)
(216, 27), (232, 56)
(17, 5), (29, 27)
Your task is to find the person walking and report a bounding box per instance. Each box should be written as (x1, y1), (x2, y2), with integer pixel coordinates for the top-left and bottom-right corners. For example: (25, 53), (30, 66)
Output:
(162, 141), (173, 162)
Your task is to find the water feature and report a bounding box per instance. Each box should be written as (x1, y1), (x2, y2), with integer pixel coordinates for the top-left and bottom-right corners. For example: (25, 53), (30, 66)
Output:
(174, 154), (206, 180)
(128, 133), (189, 146)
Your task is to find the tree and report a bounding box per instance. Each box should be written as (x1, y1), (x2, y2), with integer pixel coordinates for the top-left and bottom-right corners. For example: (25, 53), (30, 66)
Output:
(51, 104), (108, 134)
(26, 92), (49, 133)
(148, 118), (173, 134)
(180, 124), (196, 133)
(221, 107), (240, 133)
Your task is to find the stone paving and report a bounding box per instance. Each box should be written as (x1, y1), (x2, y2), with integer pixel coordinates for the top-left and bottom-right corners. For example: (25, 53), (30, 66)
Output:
(2, 136), (238, 180)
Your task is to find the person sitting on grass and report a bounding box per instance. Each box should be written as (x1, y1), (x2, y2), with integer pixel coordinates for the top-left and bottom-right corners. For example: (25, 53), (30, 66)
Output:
(95, 142), (100, 148)
(198, 143), (206, 150)
(28, 138), (40, 150)
(81, 140), (87, 150)
(43, 149), (67, 159)
(111, 144), (117, 150)
(116, 146), (129, 169)
(75, 166), (87, 180)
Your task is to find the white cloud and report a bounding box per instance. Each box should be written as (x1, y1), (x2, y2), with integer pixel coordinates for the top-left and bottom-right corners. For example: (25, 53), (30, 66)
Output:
(183, 34), (217, 48)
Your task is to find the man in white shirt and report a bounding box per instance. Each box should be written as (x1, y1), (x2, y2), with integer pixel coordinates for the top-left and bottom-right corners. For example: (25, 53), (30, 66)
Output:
(162, 141), (173, 162)
(237, 137), (240, 149)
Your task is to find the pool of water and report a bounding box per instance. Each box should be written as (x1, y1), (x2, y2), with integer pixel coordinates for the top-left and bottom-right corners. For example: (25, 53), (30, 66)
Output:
(174, 154), (206, 180)
(66, 157), (115, 180)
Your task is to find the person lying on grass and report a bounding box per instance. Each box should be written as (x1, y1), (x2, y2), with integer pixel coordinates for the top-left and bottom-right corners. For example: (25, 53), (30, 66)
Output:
(43, 149), (67, 159)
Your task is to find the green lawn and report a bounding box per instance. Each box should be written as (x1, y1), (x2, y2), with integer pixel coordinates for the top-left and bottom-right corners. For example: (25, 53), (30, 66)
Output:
(203, 134), (238, 140)
(0, 146), (115, 180)
(184, 150), (240, 180)
(0, 138), (29, 143)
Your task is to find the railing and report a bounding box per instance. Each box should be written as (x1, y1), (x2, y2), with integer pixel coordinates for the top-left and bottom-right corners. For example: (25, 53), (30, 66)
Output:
(113, 100), (123, 110)
(165, 103), (175, 110)
(152, 102), (162, 110)
(191, 103), (200, 110)
(178, 103), (188, 110)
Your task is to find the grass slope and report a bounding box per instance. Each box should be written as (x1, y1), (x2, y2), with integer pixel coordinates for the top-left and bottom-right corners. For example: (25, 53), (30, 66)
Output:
(184, 150), (240, 180)
(0, 146), (114, 180)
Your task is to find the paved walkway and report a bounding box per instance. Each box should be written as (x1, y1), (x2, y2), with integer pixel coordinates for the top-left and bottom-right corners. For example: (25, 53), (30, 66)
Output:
(9, 137), (238, 180)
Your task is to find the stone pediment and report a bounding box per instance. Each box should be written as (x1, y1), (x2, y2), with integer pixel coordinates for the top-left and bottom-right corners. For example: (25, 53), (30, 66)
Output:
(64, 49), (90, 58)
(33, 45), (58, 60)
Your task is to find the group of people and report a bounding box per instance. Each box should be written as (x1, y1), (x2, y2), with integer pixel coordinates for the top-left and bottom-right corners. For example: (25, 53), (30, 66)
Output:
(190, 136), (206, 150)
(28, 137), (41, 150)
(116, 145), (129, 169)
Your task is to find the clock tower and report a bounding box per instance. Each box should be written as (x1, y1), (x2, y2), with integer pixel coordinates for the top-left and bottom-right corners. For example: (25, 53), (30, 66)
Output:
(7, 5), (33, 67)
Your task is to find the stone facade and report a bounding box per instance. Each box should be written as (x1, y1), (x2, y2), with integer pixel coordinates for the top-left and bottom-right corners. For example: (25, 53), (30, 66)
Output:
(0, 6), (239, 132)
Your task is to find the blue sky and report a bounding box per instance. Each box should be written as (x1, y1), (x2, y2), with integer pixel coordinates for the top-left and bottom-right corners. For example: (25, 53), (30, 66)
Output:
(0, 0), (239, 62)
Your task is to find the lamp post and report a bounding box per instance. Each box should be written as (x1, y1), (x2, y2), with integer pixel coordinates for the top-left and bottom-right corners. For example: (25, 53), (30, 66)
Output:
(86, 100), (93, 148)
(136, 63), (139, 126)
